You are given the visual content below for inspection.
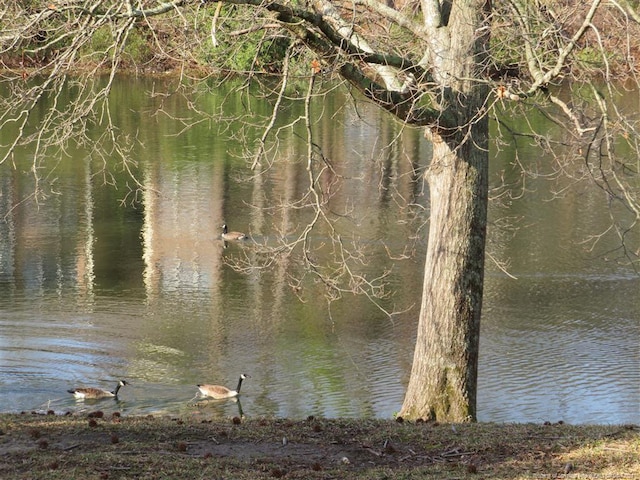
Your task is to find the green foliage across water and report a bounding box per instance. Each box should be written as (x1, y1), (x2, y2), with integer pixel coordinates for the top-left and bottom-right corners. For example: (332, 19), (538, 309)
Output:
(1, 4), (298, 74)
(2, 2), (636, 78)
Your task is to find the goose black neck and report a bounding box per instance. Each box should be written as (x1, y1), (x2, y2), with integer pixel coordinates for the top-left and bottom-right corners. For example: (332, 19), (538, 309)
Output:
(113, 383), (122, 396)
(236, 376), (244, 393)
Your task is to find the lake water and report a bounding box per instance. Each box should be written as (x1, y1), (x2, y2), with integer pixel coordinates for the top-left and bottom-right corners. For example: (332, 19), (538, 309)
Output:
(0, 77), (638, 424)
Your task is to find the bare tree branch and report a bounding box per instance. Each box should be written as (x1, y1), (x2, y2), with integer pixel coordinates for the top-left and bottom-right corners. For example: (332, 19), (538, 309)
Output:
(610, 0), (640, 25)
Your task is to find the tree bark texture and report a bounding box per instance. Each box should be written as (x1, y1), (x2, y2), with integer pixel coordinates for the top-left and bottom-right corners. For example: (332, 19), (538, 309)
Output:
(400, 125), (488, 421)
(399, 0), (490, 421)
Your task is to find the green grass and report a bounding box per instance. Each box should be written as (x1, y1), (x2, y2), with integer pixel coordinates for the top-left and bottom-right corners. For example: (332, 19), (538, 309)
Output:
(0, 413), (637, 479)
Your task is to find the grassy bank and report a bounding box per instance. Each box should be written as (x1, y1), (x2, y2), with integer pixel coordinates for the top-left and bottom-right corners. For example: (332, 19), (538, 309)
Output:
(0, 412), (637, 479)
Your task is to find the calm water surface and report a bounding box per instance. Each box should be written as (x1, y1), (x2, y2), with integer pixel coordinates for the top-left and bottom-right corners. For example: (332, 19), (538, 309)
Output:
(0, 78), (638, 423)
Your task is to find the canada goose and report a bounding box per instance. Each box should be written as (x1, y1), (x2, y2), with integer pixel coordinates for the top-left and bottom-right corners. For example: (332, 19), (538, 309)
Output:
(221, 224), (247, 241)
(67, 380), (128, 400)
(197, 373), (249, 399)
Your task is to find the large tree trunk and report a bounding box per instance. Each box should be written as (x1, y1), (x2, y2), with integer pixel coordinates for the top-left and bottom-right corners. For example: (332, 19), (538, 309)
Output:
(399, 0), (490, 422)
(399, 123), (488, 421)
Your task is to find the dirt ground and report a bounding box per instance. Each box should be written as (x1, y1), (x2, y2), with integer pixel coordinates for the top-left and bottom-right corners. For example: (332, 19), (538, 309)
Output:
(0, 412), (638, 479)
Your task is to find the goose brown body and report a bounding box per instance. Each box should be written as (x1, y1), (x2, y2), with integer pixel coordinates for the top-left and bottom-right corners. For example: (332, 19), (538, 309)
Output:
(68, 380), (128, 399)
(221, 224), (246, 241)
(198, 374), (248, 399)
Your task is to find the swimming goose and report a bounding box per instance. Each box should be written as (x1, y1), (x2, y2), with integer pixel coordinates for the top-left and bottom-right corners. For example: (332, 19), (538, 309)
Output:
(68, 380), (128, 399)
(221, 224), (247, 241)
(197, 374), (249, 399)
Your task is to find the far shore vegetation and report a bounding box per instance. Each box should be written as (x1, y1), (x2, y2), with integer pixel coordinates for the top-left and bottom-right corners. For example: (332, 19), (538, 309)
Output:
(2, 1), (639, 79)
